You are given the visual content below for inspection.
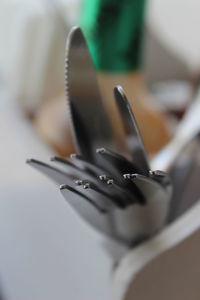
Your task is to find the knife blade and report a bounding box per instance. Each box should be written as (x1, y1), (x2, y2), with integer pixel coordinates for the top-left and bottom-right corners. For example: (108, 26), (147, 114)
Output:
(65, 26), (113, 163)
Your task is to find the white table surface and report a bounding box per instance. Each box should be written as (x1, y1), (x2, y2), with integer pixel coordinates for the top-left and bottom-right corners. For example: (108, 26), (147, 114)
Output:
(0, 91), (112, 300)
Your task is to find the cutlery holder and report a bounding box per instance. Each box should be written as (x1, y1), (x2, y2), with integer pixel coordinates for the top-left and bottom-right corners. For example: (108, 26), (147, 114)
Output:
(112, 200), (200, 300)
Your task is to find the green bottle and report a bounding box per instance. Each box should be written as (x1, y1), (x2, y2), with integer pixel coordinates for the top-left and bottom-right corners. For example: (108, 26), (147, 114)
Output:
(80, 0), (146, 72)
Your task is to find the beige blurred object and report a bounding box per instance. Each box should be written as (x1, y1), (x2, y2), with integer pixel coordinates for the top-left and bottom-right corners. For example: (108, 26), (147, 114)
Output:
(34, 94), (75, 157)
(35, 72), (171, 156)
(98, 72), (171, 155)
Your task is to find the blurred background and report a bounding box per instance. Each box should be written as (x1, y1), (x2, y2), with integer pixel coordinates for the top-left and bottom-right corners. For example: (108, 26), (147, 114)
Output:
(1, 0), (200, 299)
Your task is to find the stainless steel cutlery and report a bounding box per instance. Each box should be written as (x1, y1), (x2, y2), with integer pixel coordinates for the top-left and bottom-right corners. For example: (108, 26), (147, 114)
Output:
(27, 27), (172, 246)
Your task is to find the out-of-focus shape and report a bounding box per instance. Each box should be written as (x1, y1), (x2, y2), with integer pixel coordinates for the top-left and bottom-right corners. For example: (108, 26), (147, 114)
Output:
(151, 80), (192, 119)
(147, 0), (200, 72)
(34, 93), (75, 157)
(152, 88), (200, 171)
(0, 0), (74, 114)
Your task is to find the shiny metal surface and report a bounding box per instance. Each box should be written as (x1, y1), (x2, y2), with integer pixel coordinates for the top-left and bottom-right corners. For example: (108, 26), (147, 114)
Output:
(65, 26), (113, 163)
(114, 86), (150, 175)
(26, 159), (74, 185)
(27, 27), (173, 246)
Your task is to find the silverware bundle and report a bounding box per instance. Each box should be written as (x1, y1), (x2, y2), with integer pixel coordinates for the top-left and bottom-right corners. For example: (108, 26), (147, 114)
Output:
(27, 27), (172, 246)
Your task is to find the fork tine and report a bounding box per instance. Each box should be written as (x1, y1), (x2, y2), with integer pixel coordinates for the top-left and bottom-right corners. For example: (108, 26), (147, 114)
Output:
(96, 147), (145, 199)
(99, 175), (138, 206)
(70, 153), (108, 176)
(60, 183), (106, 213)
(26, 159), (74, 185)
(123, 173), (171, 204)
(76, 180), (126, 209)
(96, 147), (141, 175)
(114, 85), (150, 175)
(51, 156), (97, 181)
(52, 156), (128, 208)
(51, 156), (84, 170)
(60, 184), (122, 242)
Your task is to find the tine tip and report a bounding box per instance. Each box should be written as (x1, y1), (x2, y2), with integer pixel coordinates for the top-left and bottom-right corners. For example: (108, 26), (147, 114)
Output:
(99, 174), (107, 180)
(75, 179), (83, 186)
(114, 85), (123, 93)
(107, 179), (114, 185)
(123, 173), (138, 180)
(96, 147), (105, 154)
(26, 159), (32, 164)
(83, 183), (90, 189)
(123, 174), (131, 179)
(149, 170), (166, 177)
(60, 184), (67, 190)
(50, 157), (56, 161)
(26, 158), (37, 164)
